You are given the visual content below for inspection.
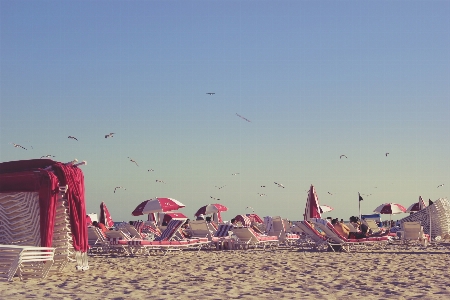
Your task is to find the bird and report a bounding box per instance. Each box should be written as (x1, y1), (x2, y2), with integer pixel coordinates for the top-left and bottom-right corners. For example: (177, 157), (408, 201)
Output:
(260, 185), (266, 188)
(274, 182), (285, 188)
(232, 173), (240, 176)
(236, 113), (251, 122)
(156, 180), (166, 184)
(68, 136), (78, 141)
(206, 92), (215, 95)
(40, 155), (55, 158)
(340, 155), (347, 159)
(257, 193), (266, 197)
(246, 206), (255, 212)
(105, 133), (115, 138)
(114, 186), (126, 193)
(210, 196), (220, 201)
(328, 192), (333, 195)
(437, 184), (445, 188)
(385, 152), (389, 157)
(128, 157), (138, 166)
(10, 143), (27, 150)
(148, 169), (154, 172)
(215, 185), (226, 189)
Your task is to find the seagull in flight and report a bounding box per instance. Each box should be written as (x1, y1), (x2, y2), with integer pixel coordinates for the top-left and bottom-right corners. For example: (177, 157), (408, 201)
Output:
(128, 157), (138, 166)
(257, 193), (266, 197)
(10, 143), (27, 150)
(385, 152), (389, 157)
(206, 92), (215, 95)
(156, 179), (166, 184)
(328, 192), (333, 195)
(114, 186), (126, 193)
(68, 136), (78, 141)
(41, 155), (55, 158)
(236, 113), (251, 122)
(246, 206), (255, 213)
(232, 173), (240, 176)
(260, 185), (266, 188)
(215, 185), (226, 189)
(210, 196), (220, 201)
(437, 184), (445, 188)
(105, 133), (115, 138)
(148, 169), (154, 172)
(274, 182), (285, 188)
(340, 155), (347, 159)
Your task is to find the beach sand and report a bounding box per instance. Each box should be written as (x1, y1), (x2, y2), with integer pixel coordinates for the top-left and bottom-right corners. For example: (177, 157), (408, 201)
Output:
(2, 246), (450, 299)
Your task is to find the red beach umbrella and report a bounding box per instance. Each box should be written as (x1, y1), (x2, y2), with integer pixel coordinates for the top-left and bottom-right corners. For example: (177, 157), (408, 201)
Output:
(406, 196), (427, 213)
(304, 184), (321, 221)
(373, 203), (407, 227)
(194, 204), (228, 216)
(100, 202), (114, 227)
(132, 197), (185, 216)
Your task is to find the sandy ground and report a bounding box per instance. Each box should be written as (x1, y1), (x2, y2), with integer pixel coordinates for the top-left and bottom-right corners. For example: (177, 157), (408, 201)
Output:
(2, 245), (450, 300)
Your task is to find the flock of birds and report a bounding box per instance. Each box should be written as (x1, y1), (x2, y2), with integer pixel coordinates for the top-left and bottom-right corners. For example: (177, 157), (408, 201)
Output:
(8, 92), (446, 206)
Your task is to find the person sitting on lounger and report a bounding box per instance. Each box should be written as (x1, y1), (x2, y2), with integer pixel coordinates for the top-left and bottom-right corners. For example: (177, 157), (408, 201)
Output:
(331, 218), (350, 238)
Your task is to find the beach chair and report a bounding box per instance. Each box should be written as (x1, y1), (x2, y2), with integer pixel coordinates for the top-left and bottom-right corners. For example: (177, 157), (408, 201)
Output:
(103, 229), (132, 254)
(0, 245), (55, 281)
(400, 221), (430, 247)
(187, 220), (216, 241)
(231, 227), (279, 250)
(87, 226), (106, 253)
(125, 219), (209, 255)
(293, 221), (329, 250)
(211, 224), (234, 250)
(311, 218), (390, 252)
(270, 217), (300, 246)
(345, 222), (358, 233)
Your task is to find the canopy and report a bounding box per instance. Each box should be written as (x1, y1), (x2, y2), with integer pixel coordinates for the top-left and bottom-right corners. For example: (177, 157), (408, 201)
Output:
(132, 197), (185, 216)
(304, 184), (321, 221)
(100, 202), (114, 227)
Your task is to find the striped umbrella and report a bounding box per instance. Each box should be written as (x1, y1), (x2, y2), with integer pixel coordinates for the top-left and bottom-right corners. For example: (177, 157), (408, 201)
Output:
(304, 184), (321, 221)
(132, 197), (185, 216)
(100, 202), (114, 227)
(406, 196), (427, 213)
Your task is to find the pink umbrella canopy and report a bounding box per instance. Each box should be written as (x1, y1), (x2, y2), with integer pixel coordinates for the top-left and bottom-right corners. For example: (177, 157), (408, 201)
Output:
(100, 202), (114, 227)
(132, 198), (185, 216)
(406, 196), (427, 213)
(304, 184), (321, 221)
(194, 203), (228, 216)
(319, 205), (334, 214)
(162, 212), (188, 224)
(373, 203), (407, 215)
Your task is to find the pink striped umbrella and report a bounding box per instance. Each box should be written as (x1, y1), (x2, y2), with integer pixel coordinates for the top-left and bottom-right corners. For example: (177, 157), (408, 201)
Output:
(373, 203), (407, 215)
(194, 203), (228, 216)
(406, 196), (427, 213)
(100, 202), (114, 227)
(304, 184), (321, 221)
(132, 197), (185, 216)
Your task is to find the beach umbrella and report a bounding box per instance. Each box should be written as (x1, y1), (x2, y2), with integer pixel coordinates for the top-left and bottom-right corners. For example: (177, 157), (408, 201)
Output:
(304, 184), (321, 221)
(319, 205), (334, 214)
(194, 204), (228, 216)
(162, 212), (188, 224)
(406, 196), (427, 213)
(132, 197), (185, 216)
(100, 202), (114, 227)
(373, 203), (407, 227)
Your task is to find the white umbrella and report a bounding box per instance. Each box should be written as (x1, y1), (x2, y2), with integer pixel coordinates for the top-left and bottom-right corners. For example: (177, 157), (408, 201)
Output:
(319, 205), (333, 214)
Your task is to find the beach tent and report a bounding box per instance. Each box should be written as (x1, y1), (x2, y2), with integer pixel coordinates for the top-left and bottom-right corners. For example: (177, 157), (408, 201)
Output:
(0, 159), (89, 272)
(304, 184), (321, 221)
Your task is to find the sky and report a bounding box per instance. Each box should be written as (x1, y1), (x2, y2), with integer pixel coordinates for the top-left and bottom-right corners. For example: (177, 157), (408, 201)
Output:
(1, 0), (449, 223)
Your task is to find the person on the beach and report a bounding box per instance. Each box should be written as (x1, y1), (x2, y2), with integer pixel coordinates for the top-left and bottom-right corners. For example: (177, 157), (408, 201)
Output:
(332, 218), (350, 238)
(93, 221), (108, 234)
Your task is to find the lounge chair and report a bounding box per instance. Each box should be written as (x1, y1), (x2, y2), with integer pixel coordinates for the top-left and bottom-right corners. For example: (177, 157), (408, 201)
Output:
(270, 216), (300, 246)
(87, 226), (106, 253)
(211, 224), (234, 250)
(293, 221), (329, 250)
(0, 245), (55, 281)
(311, 218), (390, 252)
(187, 220), (216, 241)
(231, 227), (279, 250)
(400, 221), (430, 247)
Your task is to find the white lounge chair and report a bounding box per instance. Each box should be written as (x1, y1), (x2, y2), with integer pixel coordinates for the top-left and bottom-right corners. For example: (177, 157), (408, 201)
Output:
(231, 227), (279, 250)
(400, 221), (430, 247)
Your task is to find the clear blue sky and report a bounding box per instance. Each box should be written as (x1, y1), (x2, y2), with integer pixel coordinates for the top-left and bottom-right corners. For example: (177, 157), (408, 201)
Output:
(1, 0), (449, 222)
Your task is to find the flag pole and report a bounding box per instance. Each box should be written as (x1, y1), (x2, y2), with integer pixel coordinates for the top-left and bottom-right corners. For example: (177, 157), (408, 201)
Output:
(358, 192), (361, 220)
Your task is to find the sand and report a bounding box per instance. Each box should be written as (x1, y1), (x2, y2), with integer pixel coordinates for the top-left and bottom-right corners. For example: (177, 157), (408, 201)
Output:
(2, 246), (450, 300)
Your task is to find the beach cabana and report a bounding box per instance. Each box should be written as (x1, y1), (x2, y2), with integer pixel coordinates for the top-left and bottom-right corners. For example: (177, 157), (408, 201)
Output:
(0, 159), (89, 273)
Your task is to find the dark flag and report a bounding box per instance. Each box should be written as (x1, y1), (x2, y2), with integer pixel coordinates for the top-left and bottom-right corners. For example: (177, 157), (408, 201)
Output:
(429, 199), (434, 206)
(359, 193), (363, 201)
